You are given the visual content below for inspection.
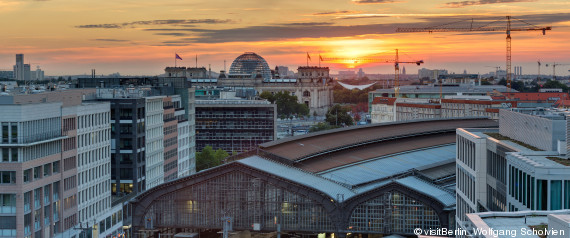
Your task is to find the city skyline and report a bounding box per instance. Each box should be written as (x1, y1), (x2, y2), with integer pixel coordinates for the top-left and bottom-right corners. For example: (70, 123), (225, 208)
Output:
(1, 0), (570, 76)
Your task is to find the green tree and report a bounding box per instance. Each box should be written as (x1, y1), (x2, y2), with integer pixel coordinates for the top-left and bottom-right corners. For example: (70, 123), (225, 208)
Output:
(265, 91), (310, 118)
(326, 104), (354, 127)
(309, 122), (339, 132)
(259, 91), (275, 103)
(196, 146), (229, 172)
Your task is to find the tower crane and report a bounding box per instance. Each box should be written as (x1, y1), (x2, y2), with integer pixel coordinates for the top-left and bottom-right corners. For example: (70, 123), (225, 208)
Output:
(321, 49), (423, 97)
(397, 16), (551, 92)
(545, 63), (570, 80)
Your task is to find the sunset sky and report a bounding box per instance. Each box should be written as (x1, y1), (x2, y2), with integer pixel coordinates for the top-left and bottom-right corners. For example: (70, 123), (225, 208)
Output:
(1, 0), (569, 76)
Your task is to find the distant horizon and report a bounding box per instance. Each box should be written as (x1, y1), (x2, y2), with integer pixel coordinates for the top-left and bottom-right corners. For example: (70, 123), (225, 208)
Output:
(1, 0), (570, 76)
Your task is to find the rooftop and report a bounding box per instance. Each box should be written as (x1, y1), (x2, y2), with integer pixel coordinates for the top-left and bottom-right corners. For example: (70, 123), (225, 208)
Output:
(467, 210), (570, 238)
(372, 84), (514, 94)
(260, 118), (498, 164)
(318, 144), (455, 186)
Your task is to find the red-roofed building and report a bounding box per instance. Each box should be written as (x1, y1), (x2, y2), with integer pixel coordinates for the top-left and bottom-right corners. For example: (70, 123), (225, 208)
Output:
(441, 99), (517, 119)
(491, 92), (569, 102)
(371, 97), (398, 123)
(396, 102), (441, 121)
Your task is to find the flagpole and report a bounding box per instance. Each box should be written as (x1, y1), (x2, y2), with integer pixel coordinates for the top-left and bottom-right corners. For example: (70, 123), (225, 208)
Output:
(175, 52), (177, 67)
(319, 54), (321, 67)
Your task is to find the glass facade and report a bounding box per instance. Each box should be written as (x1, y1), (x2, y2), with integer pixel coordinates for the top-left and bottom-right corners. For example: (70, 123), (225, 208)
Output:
(144, 171), (334, 232)
(229, 52), (272, 79)
(349, 191), (440, 233)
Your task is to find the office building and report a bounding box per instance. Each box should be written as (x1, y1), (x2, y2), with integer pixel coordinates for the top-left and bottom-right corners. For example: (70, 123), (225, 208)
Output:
(0, 89), (124, 238)
(13, 54), (31, 81)
(195, 100), (276, 153)
(455, 108), (570, 232)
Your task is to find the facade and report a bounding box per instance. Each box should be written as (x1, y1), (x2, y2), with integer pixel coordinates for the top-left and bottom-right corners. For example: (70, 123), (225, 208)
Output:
(13, 54), (30, 81)
(441, 99), (517, 120)
(195, 100), (276, 153)
(0, 71), (14, 80)
(455, 109), (570, 233)
(396, 102), (441, 121)
(73, 102), (113, 237)
(370, 97), (396, 123)
(144, 96), (165, 190)
(0, 89), (124, 238)
(167, 53), (334, 116)
(77, 77), (197, 179)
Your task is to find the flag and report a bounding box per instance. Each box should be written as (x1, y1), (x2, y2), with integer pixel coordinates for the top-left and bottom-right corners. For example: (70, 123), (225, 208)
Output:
(175, 53), (183, 60)
(319, 54), (324, 61)
(307, 52), (311, 61)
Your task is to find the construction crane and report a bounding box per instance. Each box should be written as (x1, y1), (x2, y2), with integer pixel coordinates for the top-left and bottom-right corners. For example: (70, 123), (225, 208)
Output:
(321, 49), (423, 97)
(397, 16), (551, 92)
(545, 63), (570, 80)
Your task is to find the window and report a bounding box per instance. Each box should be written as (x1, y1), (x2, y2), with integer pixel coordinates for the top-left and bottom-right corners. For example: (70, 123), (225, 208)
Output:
(53, 161), (60, 174)
(23, 169), (31, 183)
(0, 194), (16, 214)
(53, 182), (60, 201)
(24, 192), (31, 213)
(551, 180), (562, 210)
(1, 148), (8, 162)
(33, 166), (41, 180)
(1, 123), (8, 143)
(0, 171), (16, 184)
(43, 163), (52, 177)
(11, 125), (17, 143)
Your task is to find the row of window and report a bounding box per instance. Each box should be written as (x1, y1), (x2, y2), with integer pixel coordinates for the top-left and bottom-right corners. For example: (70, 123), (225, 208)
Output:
(99, 210), (123, 234)
(164, 137), (178, 148)
(164, 125), (177, 136)
(23, 161), (60, 183)
(62, 117), (76, 133)
(20, 141), (61, 162)
(0, 171), (15, 184)
(78, 112), (110, 130)
(487, 150), (506, 184)
(1, 148), (18, 163)
(457, 135), (476, 170)
(78, 129), (110, 148)
(457, 166), (475, 204)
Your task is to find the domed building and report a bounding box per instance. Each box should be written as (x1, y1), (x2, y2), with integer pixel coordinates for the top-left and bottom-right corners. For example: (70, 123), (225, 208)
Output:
(229, 52), (272, 79)
(165, 52), (334, 116)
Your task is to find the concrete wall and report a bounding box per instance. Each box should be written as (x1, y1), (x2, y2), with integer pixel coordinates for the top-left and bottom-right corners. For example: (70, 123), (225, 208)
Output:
(500, 110), (565, 151)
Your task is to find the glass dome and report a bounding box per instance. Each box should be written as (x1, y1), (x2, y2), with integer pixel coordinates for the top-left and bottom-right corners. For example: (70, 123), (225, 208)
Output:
(229, 52), (272, 79)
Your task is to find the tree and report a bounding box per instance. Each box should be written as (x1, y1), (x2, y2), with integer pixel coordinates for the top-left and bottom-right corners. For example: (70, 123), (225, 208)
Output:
(259, 91), (275, 103)
(309, 122), (339, 132)
(265, 91), (310, 118)
(326, 104), (354, 127)
(196, 146), (229, 172)
(354, 113), (361, 122)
